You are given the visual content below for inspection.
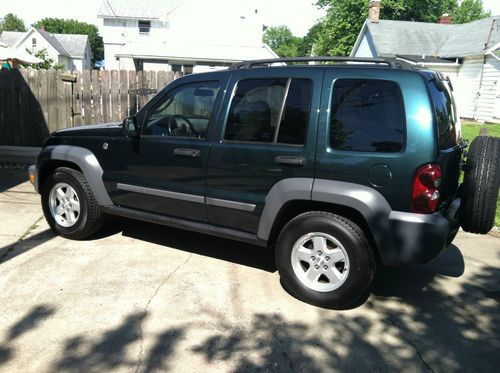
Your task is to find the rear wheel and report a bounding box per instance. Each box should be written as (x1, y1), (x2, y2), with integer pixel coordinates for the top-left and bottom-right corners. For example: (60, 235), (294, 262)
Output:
(460, 136), (500, 234)
(275, 212), (375, 309)
(41, 167), (103, 239)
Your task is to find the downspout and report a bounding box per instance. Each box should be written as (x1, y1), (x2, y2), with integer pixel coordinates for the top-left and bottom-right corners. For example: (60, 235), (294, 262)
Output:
(474, 18), (496, 120)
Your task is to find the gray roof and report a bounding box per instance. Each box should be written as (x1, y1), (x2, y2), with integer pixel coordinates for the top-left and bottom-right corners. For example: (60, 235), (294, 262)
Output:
(38, 29), (71, 57)
(365, 16), (499, 58)
(0, 29), (90, 59)
(98, 0), (184, 19)
(0, 31), (24, 47)
(54, 34), (91, 59)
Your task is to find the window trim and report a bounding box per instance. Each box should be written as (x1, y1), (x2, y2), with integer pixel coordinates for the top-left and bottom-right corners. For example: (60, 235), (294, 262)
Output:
(221, 77), (312, 147)
(141, 80), (220, 139)
(327, 77), (407, 154)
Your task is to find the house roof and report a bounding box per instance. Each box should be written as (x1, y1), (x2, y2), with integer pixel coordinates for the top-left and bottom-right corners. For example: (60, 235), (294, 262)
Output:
(0, 29), (90, 59)
(0, 31), (24, 47)
(114, 42), (278, 63)
(356, 16), (499, 58)
(98, 0), (184, 20)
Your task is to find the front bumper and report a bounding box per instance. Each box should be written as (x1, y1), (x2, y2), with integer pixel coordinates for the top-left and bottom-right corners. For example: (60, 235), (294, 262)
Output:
(389, 198), (460, 264)
(28, 165), (38, 193)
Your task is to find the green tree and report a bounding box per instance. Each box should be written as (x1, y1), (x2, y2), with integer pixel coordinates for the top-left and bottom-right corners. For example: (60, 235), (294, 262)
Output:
(0, 13), (26, 32)
(32, 18), (103, 64)
(452, 0), (490, 24)
(23, 48), (64, 70)
(263, 25), (301, 58)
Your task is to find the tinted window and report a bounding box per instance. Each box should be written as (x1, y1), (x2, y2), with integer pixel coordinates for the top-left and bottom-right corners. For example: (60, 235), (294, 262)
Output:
(428, 79), (458, 149)
(330, 79), (404, 152)
(143, 81), (219, 138)
(225, 78), (312, 145)
(277, 79), (312, 145)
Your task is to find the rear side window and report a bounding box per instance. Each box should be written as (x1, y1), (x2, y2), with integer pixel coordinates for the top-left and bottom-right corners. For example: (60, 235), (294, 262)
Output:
(224, 78), (312, 145)
(428, 79), (458, 149)
(330, 79), (404, 152)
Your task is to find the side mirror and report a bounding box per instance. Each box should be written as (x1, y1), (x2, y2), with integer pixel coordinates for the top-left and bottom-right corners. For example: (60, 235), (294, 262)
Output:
(123, 116), (140, 138)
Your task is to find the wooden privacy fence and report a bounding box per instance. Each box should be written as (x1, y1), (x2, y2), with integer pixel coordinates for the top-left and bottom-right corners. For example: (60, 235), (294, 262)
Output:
(0, 69), (180, 146)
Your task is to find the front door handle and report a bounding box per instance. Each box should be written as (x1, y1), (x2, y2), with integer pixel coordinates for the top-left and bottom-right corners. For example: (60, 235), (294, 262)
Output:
(274, 156), (306, 166)
(173, 148), (201, 158)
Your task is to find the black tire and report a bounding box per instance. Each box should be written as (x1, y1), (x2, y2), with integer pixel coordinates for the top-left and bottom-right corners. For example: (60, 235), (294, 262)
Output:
(41, 167), (103, 239)
(460, 136), (500, 234)
(275, 212), (375, 309)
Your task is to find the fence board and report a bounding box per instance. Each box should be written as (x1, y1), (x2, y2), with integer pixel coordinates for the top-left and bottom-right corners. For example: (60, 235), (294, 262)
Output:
(91, 70), (102, 124)
(110, 70), (120, 122)
(47, 70), (58, 132)
(72, 71), (83, 126)
(128, 70), (137, 115)
(101, 70), (110, 122)
(119, 70), (128, 120)
(81, 70), (92, 124)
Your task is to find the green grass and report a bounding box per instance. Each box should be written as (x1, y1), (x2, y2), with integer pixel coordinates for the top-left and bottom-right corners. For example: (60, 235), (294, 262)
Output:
(460, 122), (500, 228)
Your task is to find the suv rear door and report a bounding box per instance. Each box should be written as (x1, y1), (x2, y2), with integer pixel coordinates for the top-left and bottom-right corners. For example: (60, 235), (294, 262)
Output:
(205, 67), (323, 233)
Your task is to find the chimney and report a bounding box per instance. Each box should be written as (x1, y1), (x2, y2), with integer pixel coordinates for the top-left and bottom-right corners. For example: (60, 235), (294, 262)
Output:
(40, 26), (45, 31)
(368, 0), (381, 23)
(438, 14), (452, 24)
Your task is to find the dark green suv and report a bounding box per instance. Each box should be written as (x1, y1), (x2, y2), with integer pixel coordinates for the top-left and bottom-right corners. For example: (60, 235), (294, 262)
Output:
(29, 57), (500, 308)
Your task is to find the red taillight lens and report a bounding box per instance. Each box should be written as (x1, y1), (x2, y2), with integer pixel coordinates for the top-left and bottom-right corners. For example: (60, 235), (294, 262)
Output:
(412, 164), (442, 213)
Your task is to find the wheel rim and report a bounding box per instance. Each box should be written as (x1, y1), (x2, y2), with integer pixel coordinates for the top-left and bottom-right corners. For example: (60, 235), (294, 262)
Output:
(49, 182), (81, 228)
(291, 232), (350, 292)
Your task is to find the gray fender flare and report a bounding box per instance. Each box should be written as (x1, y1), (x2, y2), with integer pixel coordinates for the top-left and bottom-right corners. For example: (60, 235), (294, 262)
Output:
(258, 178), (399, 265)
(38, 145), (113, 206)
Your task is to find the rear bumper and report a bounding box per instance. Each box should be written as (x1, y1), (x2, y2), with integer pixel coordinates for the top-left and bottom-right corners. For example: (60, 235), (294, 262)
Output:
(388, 198), (460, 264)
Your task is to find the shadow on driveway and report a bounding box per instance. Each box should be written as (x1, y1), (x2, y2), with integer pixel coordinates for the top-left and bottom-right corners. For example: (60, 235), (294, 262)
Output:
(96, 216), (276, 273)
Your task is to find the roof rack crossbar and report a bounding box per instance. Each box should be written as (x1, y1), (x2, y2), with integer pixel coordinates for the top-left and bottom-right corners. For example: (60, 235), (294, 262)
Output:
(228, 57), (412, 70)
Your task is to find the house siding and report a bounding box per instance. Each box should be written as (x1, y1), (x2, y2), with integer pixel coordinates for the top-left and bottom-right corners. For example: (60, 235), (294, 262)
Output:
(456, 56), (500, 122)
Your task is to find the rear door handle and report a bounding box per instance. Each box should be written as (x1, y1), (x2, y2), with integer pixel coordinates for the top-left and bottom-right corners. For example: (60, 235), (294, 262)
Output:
(173, 148), (201, 158)
(274, 156), (306, 166)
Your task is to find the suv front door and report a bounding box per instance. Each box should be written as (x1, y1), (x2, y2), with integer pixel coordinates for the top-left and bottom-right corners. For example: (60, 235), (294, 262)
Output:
(103, 78), (223, 222)
(205, 68), (323, 233)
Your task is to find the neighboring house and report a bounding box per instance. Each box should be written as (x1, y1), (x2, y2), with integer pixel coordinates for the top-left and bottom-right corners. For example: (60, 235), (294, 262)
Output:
(351, 1), (500, 123)
(0, 28), (93, 71)
(97, 0), (278, 73)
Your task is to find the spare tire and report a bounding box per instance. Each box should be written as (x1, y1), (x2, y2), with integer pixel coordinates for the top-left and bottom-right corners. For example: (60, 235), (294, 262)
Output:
(460, 136), (500, 234)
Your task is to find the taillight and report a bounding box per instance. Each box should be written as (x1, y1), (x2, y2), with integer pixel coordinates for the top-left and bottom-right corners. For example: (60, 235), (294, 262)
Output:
(412, 164), (442, 213)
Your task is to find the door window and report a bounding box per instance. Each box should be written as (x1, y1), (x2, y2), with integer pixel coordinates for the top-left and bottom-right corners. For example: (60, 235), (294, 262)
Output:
(330, 79), (404, 152)
(224, 78), (312, 145)
(143, 81), (220, 138)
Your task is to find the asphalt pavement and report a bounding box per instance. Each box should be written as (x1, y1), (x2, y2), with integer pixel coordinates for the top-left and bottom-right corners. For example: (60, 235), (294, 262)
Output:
(0, 168), (499, 372)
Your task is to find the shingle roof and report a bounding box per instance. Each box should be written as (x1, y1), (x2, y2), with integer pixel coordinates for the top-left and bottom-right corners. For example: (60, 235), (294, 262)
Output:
(98, 0), (184, 19)
(54, 34), (90, 58)
(0, 29), (90, 59)
(0, 31), (24, 47)
(365, 16), (499, 58)
(38, 29), (70, 57)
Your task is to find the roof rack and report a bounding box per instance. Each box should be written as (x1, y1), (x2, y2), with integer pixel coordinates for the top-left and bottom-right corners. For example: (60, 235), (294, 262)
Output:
(228, 57), (413, 70)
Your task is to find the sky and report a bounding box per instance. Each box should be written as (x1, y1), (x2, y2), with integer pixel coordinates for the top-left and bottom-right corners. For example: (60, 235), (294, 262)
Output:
(1, 0), (499, 37)
(0, 0), (325, 37)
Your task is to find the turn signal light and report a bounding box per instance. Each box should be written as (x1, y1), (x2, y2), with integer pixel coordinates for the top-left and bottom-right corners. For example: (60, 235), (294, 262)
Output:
(412, 164), (441, 213)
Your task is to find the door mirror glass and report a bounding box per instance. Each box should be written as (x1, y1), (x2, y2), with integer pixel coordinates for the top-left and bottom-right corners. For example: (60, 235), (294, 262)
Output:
(123, 116), (140, 137)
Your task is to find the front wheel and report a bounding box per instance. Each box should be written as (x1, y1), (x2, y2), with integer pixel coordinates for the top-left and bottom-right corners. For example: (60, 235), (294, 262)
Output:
(275, 212), (375, 309)
(41, 167), (103, 239)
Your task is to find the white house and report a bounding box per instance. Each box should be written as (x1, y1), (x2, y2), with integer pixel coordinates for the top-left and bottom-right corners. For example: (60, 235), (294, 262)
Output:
(0, 28), (93, 71)
(97, 0), (278, 73)
(351, 1), (500, 123)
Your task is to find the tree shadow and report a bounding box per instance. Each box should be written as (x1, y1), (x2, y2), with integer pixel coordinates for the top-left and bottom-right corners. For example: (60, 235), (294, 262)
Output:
(0, 304), (56, 366)
(0, 229), (55, 265)
(97, 216), (276, 272)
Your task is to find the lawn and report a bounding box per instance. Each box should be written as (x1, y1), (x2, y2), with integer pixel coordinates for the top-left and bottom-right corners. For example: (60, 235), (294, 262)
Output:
(460, 122), (500, 228)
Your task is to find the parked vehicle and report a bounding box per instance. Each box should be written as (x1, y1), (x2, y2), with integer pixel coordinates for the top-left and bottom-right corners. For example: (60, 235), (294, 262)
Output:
(29, 57), (500, 308)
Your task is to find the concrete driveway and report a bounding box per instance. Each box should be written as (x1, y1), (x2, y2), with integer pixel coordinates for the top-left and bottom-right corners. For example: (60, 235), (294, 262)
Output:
(0, 168), (499, 372)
